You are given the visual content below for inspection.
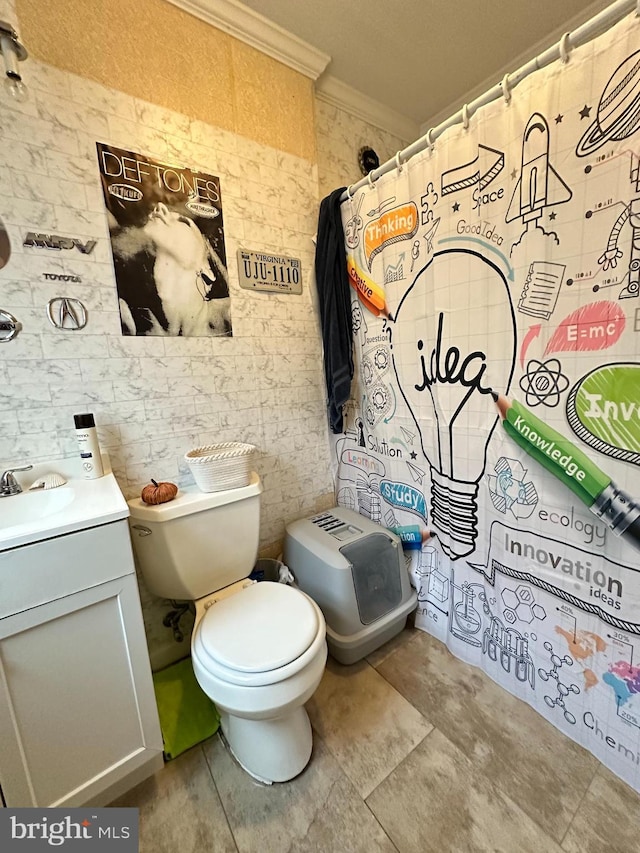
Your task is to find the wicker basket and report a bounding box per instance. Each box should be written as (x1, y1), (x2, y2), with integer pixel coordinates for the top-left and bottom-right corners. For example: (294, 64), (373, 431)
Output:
(185, 442), (256, 492)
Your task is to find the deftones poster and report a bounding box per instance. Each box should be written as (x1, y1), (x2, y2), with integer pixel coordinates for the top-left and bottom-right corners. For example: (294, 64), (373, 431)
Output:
(96, 143), (232, 337)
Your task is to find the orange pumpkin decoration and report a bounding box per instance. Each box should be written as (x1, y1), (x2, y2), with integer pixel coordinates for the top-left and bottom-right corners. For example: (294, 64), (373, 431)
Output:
(141, 479), (178, 505)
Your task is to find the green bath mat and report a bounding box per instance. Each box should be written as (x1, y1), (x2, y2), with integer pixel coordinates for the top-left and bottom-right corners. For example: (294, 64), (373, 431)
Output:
(152, 657), (220, 760)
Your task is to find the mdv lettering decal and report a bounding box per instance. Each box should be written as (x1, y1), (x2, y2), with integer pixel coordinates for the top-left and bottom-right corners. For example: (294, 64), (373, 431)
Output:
(23, 233), (96, 254)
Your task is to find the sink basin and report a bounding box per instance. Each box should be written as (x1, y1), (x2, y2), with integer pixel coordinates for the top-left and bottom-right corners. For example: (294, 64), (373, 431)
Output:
(0, 456), (129, 551)
(0, 487), (75, 529)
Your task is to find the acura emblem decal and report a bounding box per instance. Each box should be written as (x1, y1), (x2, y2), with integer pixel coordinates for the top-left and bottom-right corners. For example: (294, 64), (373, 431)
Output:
(47, 297), (88, 330)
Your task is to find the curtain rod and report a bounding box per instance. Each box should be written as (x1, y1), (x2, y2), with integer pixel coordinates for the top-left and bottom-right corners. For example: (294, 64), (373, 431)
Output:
(340, 0), (638, 203)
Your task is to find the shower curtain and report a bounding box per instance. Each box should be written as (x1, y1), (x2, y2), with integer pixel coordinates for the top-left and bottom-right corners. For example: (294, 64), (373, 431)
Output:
(335, 11), (640, 791)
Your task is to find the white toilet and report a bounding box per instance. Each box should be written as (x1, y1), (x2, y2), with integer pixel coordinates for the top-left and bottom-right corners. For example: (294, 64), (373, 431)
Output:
(127, 473), (327, 783)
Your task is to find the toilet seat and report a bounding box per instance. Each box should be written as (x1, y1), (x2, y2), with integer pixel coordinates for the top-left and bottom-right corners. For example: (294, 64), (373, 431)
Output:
(192, 583), (325, 688)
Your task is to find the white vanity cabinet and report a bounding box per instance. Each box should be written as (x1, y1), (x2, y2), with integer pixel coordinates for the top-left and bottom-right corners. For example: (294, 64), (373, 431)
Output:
(0, 519), (163, 807)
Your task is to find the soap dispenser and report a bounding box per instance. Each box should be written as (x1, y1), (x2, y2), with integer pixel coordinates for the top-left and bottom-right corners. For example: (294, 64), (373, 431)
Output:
(74, 412), (104, 479)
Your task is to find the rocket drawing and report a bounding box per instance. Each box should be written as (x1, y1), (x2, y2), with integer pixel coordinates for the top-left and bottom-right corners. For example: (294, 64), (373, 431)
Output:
(506, 113), (572, 227)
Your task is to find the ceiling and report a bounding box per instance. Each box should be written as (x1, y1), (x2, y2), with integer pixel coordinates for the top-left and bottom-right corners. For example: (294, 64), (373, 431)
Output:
(241, 0), (612, 131)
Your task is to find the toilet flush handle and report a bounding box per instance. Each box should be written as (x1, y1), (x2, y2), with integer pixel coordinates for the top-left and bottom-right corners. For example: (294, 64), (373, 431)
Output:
(131, 524), (152, 537)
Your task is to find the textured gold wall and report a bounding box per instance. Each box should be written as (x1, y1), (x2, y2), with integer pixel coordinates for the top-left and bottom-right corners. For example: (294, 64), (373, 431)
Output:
(16, 0), (317, 162)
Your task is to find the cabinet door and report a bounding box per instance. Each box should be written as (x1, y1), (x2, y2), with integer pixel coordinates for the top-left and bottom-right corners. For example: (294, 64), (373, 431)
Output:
(0, 575), (162, 807)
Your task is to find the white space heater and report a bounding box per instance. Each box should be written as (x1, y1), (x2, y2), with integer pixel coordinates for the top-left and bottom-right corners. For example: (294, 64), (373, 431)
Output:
(284, 506), (417, 664)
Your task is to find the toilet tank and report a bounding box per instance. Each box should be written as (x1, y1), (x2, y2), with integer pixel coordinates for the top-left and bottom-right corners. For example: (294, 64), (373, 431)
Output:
(127, 473), (262, 600)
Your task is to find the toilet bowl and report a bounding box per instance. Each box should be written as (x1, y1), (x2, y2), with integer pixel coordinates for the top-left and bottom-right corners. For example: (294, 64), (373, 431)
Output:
(127, 474), (327, 783)
(192, 580), (327, 782)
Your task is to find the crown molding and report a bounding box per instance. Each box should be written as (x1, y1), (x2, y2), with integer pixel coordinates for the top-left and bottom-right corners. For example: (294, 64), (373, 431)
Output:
(316, 75), (419, 142)
(166, 0), (331, 80)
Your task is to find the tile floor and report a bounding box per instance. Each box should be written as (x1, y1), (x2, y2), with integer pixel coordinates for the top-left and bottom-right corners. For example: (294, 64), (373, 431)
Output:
(113, 627), (640, 852)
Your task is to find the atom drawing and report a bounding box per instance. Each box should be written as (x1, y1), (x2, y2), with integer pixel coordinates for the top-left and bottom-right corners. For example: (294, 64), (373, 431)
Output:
(519, 358), (570, 407)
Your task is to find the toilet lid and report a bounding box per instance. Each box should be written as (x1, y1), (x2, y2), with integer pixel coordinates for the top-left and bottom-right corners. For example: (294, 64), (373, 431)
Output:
(197, 582), (319, 673)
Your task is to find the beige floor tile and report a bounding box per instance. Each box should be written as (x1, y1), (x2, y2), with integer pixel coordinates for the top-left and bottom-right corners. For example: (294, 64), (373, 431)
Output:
(561, 765), (640, 853)
(306, 657), (433, 798)
(110, 745), (237, 853)
(376, 630), (599, 842)
(365, 624), (418, 669)
(203, 732), (397, 853)
(367, 727), (563, 853)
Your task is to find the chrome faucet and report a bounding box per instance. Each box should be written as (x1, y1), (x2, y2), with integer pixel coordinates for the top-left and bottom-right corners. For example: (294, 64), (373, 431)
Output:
(0, 465), (33, 497)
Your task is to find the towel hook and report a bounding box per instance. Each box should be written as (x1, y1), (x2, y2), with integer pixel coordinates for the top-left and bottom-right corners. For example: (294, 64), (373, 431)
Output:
(395, 150), (404, 173)
(462, 103), (470, 130)
(501, 73), (512, 104)
(559, 32), (571, 64)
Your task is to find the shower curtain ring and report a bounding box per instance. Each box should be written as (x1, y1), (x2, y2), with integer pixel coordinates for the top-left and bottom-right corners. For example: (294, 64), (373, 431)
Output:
(367, 170), (376, 189)
(346, 184), (354, 202)
(395, 150), (404, 172)
(501, 73), (512, 104)
(559, 32), (571, 64)
(462, 103), (470, 130)
(426, 128), (435, 153)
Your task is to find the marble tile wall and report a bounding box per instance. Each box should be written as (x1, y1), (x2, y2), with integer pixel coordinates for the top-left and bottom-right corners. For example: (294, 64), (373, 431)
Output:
(315, 98), (411, 199)
(0, 0), (336, 667)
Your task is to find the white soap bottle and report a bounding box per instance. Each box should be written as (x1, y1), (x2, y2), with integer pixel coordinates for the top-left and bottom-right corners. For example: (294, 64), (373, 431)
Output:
(74, 413), (104, 479)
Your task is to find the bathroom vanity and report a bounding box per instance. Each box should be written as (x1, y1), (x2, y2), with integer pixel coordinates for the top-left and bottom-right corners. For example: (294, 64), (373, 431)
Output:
(0, 460), (163, 807)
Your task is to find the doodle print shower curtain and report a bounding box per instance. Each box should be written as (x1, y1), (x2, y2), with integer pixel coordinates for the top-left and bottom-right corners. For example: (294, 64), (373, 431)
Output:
(335, 13), (640, 790)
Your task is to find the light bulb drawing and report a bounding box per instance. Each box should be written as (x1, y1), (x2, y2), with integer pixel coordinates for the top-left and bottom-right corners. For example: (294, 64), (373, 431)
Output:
(391, 249), (516, 559)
